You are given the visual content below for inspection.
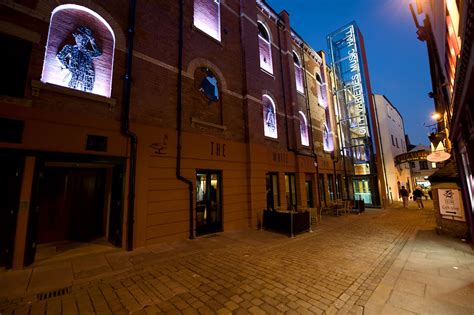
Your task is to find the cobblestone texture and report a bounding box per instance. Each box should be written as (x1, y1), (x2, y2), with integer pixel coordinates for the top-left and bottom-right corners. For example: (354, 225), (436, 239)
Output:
(0, 207), (436, 314)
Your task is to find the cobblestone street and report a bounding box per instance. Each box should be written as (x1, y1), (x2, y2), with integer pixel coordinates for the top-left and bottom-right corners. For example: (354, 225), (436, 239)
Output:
(1, 204), (473, 314)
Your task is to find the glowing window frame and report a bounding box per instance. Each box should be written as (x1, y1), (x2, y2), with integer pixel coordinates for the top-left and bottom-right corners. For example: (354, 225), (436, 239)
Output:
(262, 94), (278, 139)
(293, 51), (304, 94)
(298, 110), (309, 146)
(193, 0), (221, 42)
(41, 4), (116, 98)
(257, 21), (273, 74)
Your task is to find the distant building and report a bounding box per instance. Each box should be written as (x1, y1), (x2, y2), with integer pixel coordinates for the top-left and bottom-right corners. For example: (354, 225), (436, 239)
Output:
(372, 95), (411, 204)
(407, 145), (438, 190)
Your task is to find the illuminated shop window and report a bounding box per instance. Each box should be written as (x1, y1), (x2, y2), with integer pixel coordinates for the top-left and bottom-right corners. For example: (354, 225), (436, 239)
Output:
(262, 95), (277, 138)
(257, 22), (273, 74)
(293, 51), (304, 94)
(41, 4), (115, 98)
(298, 111), (309, 146)
(194, 0), (221, 42)
(198, 68), (219, 103)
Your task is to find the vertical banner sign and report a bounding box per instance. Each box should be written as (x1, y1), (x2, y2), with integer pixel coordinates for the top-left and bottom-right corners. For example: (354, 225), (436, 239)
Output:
(438, 189), (465, 221)
(327, 22), (371, 164)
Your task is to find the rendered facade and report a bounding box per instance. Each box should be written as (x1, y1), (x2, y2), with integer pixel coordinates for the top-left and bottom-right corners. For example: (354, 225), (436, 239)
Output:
(372, 94), (411, 203)
(0, 0), (354, 269)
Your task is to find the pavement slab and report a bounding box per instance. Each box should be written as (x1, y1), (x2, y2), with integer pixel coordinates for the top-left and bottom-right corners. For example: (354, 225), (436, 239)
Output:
(1, 204), (473, 314)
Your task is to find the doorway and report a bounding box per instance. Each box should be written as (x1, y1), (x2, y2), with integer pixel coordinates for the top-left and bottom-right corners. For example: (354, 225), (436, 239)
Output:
(24, 158), (124, 266)
(0, 154), (24, 268)
(37, 167), (106, 244)
(196, 171), (222, 236)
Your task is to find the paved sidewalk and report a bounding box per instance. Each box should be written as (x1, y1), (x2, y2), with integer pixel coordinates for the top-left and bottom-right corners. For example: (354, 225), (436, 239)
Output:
(0, 203), (472, 314)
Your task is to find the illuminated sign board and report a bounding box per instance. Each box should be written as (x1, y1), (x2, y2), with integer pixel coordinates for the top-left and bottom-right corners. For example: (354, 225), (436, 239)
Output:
(344, 25), (368, 137)
(394, 150), (430, 164)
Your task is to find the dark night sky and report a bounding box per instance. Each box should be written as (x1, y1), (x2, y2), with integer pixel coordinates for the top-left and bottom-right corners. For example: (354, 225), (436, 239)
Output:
(266, 0), (434, 145)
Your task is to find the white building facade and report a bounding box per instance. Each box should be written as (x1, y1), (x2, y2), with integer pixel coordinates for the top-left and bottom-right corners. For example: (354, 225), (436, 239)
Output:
(373, 94), (412, 203)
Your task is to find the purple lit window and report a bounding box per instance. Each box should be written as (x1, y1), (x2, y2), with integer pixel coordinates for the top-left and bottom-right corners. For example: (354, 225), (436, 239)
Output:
(262, 95), (277, 138)
(258, 22), (273, 74)
(41, 4), (115, 97)
(293, 51), (304, 94)
(194, 0), (221, 42)
(298, 111), (309, 146)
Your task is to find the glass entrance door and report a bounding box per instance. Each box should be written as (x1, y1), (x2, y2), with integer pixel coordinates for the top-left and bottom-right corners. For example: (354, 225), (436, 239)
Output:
(196, 171), (222, 236)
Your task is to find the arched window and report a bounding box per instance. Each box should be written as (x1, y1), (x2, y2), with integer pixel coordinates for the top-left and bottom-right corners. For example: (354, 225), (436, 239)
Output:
(194, 0), (221, 42)
(323, 123), (334, 152)
(198, 68), (219, 103)
(298, 111), (309, 146)
(293, 51), (304, 94)
(262, 95), (277, 138)
(258, 22), (273, 74)
(41, 4), (115, 98)
(315, 71), (326, 107)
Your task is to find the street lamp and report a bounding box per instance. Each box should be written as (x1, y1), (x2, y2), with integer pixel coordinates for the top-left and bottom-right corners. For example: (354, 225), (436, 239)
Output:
(431, 112), (442, 121)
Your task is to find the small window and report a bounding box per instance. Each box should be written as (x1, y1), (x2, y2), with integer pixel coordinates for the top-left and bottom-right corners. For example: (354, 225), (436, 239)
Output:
(86, 134), (108, 152)
(0, 118), (24, 143)
(0, 33), (31, 98)
(410, 161), (416, 169)
(262, 95), (277, 138)
(420, 161), (429, 170)
(391, 135), (395, 146)
(315, 73), (322, 85)
(194, 0), (221, 42)
(298, 111), (309, 146)
(257, 22), (273, 74)
(396, 138), (399, 148)
(431, 162), (437, 169)
(198, 68), (219, 103)
(293, 51), (304, 94)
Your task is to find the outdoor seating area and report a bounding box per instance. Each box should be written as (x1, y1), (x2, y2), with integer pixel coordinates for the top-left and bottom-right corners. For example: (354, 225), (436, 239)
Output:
(262, 209), (310, 237)
(262, 199), (365, 237)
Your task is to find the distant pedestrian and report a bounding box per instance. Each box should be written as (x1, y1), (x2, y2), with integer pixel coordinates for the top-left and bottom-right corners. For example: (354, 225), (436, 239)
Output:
(413, 186), (424, 209)
(428, 189), (433, 200)
(399, 186), (409, 208)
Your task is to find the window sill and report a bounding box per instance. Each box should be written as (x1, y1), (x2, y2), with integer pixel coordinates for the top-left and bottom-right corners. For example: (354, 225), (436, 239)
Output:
(260, 68), (275, 79)
(192, 25), (222, 46)
(31, 80), (116, 108)
(191, 117), (227, 131)
(264, 136), (279, 143)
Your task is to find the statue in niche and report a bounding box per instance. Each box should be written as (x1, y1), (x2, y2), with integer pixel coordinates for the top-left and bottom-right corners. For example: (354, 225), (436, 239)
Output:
(57, 26), (102, 92)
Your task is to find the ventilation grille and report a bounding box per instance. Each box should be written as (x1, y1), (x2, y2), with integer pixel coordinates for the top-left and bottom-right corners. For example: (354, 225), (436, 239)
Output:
(37, 286), (71, 301)
(86, 134), (108, 152)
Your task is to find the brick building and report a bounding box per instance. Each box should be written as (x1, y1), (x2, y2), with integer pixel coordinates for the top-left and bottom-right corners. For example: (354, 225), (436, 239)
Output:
(0, 0), (353, 269)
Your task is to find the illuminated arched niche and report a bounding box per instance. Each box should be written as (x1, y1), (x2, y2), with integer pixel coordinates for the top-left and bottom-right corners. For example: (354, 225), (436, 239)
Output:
(262, 94), (277, 138)
(298, 111), (309, 146)
(41, 4), (115, 98)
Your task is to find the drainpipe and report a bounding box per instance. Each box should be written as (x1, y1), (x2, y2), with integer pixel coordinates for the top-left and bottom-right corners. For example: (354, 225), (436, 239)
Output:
(122, 0), (137, 251)
(177, 0), (194, 240)
(277, 21), (291, 152)
(300, 45), (321, 207)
